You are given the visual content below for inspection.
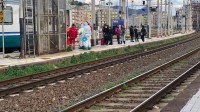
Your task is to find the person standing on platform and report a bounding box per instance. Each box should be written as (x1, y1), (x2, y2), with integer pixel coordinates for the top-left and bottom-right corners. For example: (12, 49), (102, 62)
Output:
(66, 25), (70, 45)
(115, 25), (121, 44)
(120, 25), (126, 44)
(68, 24), (78, 49)
(102, 24), (109, 45)
(134, 26), (139, 42)
(141, 25), (147, 42)
(108, 26), (114, 45)
(130, 26), (134, 42)
(78, 24), (85, 49)
(82, 22), (92, 50)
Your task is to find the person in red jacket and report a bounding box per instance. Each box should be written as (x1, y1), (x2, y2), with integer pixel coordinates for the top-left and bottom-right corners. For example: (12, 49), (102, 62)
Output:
(68, 24), (78, 49)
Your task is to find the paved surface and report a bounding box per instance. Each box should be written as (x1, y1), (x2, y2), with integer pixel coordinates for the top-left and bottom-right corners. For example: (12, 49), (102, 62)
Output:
(181, 89), (200, 112)
(161, 70), (200, 112)
(0, 32), (193, 69)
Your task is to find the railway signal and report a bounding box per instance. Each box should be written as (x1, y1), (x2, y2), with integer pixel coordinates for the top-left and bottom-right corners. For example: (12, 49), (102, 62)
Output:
(0, 10), (3, 23)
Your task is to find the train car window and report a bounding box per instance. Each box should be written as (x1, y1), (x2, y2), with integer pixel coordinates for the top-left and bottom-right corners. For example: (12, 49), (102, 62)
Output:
(2, 6), (13, 25)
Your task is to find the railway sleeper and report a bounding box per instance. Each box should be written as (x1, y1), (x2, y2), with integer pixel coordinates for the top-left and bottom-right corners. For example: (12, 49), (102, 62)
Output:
(145, 78), (175, 81)
(95, 102), (139, 109)
(131, 86), (162, 90)
(150, 75), (177, 79)
(141, 80), (171, 84)
(140, 83), (168, 87)
(83, 108), (131, 112)
(123, 90), (158, 94)
(115, 93), (150, 98)
(105, 97), (147, 103)
(152, 74), (178, 77)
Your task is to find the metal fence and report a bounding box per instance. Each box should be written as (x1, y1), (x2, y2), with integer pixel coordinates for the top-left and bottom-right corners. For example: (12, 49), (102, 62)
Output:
(34, 0), (66, 55)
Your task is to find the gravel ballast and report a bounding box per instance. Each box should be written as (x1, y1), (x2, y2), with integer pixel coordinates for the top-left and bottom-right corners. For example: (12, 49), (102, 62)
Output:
(0, 37), (200, 111)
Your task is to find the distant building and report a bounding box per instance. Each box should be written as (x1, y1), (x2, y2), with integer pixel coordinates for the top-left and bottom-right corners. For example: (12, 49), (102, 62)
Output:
(97, 7), (118, 28)
(71, 5), (92, 27)
(129, 14), (147, 28)
(191, 1), (200, 30)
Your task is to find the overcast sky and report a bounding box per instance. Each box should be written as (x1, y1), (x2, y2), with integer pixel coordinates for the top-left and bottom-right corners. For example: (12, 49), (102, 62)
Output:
(78, 0), (184, 15)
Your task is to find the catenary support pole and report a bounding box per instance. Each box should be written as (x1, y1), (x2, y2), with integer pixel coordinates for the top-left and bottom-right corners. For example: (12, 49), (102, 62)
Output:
(147, 0), (151, 38)
(127, 0), (129, 28)
(20, 0), (25, 58)
(108, 0), (111, 26)
(122, 0), (126, 28)
(1, 0), (4, 58)
(157, 0), (160, 37)
(91, 0), (96, 46)
(2, 7), (4, 58)
(167, 0), (171, 35)
(164, 0), (167, 36)
(160, 0), (163, 37)
(197, 11), (199, 31)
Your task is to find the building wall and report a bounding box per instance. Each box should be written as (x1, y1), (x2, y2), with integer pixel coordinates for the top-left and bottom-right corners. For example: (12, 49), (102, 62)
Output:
(191, 1), (200, 30)
(97, 8), (118, 28)
(71, 5), (92, 27)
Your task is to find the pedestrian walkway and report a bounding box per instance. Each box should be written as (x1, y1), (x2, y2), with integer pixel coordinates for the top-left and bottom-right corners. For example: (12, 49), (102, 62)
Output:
(180, 89), (200, 112)
(0, 32), (194, 69)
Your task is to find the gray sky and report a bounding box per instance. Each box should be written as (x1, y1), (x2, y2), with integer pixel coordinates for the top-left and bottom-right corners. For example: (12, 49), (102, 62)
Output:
(78, 0), (183, 15)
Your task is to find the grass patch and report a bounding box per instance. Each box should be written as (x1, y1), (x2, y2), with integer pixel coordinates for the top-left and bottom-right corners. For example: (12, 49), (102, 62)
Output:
(90, 105), (104, 110)
(133, 83), (141, 88)
(0, 35), (191, 81)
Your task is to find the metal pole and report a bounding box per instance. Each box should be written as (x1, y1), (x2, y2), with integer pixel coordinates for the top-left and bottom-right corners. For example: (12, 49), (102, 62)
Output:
(185, 3), (187, 33)
(171, 3), (173, 34)
(19, 0), (25, 58)
(108, 0), (111, 26)
(160, 0), (163, 37)
(91, 0), (96, 46)
(127, 0), (129, 28)
(122, 0), (126, 27)
(157, 0), (160, 37)
(164, 0), (167, 36)
(167, 0), (171, 35)
(2, 10), (4, 58)
(147, 0), (151, 38)
(0, 0), (4, 58)
(197, 11), (199, 30)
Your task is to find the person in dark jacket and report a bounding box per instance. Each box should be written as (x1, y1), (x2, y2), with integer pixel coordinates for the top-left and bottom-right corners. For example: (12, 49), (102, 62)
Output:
(134, 26), (139, 42)
(108, 26), (114, 45)
(129, 26), (134, 42)
(141, 25), (146, 42)
(102, 24), (109, 45)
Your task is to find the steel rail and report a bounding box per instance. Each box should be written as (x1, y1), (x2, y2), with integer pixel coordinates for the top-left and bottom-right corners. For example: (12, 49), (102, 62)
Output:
(130, 57), (200, 112)
(60, 47), (200, 112)
(0, 33), (198, 87)
(0, 33), (199, 98)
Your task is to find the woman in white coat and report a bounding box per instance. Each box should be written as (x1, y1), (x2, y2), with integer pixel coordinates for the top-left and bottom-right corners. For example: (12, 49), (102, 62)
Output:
(82, 22), (92, 50)
(78, 24), (84, 49)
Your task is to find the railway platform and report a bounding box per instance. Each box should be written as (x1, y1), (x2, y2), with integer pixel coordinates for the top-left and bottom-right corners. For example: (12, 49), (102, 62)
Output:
(0, 32), (194, 70)
(161, 70), (200, 112)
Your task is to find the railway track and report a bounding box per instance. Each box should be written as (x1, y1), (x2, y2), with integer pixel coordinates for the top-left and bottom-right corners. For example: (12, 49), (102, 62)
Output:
(0, 33), (199, 98)
(61, 45), (200, 112)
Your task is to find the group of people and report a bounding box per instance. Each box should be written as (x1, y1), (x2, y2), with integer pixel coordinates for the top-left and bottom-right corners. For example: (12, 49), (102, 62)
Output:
(67, 22), (92, 50)
(129, 25), (147, 42)
(67, 22), (147, 51)
(102, 24), (114, 45)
